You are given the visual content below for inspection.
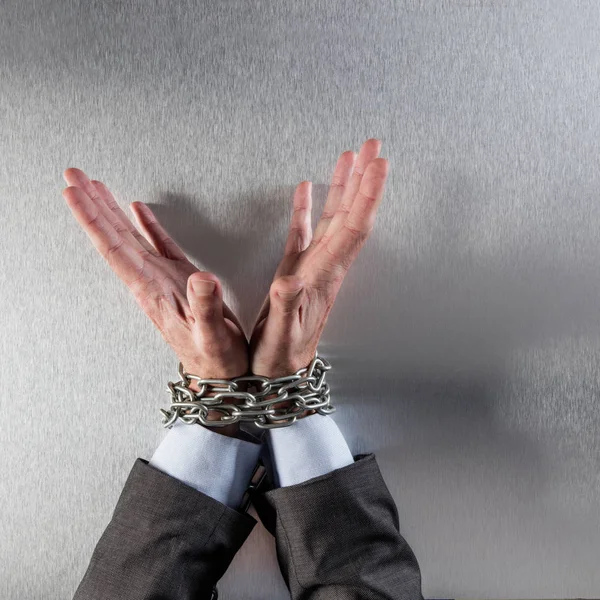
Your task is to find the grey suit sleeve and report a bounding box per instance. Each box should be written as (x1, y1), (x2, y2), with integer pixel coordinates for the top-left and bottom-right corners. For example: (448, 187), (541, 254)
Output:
(73, 459), (256, 600)
(261, 454), (423, 600)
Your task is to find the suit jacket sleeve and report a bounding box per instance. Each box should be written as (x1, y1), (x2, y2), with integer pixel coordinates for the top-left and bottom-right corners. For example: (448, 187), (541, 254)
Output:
(260, 453), (423, 600)
(73, 458), (256, 600)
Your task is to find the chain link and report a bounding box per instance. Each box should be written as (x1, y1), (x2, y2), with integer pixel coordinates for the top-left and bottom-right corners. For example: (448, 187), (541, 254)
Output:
(160, 353), (335, 429)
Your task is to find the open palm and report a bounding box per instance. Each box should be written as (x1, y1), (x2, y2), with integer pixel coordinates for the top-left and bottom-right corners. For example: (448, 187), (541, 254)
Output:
(250, 139), (389, 377)
(62, 169), (248, 379)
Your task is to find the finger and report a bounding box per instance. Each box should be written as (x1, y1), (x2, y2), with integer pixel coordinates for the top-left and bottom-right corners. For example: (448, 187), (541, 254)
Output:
(63, 169), (147, 253)
(90, 179), (158, 255)
(187, 272), (230, 351)
(63, 186), (146, 285)
(284, 181), (313, 256)
(251, 276), (306, 376)
(319, 138), (382, 245)
(321, 158), (389, 277)
(310, 150), (355, 247)
(129, 201), (187, 261)
(271, 276), (304, 320)
(261, 276), (305, 356)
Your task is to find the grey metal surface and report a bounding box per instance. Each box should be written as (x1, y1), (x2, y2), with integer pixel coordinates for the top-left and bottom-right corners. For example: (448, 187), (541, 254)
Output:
(1, 0), (599, 598)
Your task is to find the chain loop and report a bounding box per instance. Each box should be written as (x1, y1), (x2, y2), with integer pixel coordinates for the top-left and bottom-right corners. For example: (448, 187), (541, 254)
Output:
(160, 353), (335, 429)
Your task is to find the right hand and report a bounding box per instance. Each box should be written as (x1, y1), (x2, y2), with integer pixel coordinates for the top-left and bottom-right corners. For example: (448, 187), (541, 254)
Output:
(62, 169), (249, 382)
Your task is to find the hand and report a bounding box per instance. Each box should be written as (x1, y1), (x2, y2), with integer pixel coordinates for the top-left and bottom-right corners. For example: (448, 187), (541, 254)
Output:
(62, 170), (249, 384)
(249, 138), (389, 377)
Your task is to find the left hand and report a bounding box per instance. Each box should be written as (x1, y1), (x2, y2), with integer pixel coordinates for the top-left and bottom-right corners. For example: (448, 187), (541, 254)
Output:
(62, 170), (248, 436)
(249, 138), (389, 378)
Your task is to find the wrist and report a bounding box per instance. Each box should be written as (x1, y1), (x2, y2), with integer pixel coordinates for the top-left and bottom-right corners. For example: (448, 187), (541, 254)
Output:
(188, 380), (242, 437)
(263, 391), (314, 421)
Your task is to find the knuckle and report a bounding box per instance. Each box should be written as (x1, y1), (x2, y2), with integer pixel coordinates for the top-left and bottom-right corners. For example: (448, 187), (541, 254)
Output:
(357, 190), (378, 205)
(342, 222), (370, 247)
(112, 221), (128, 235)
(269, 286), (283, 301)
(105, 238), (125, 265)
(292, 205), (308, 215)
(288, 225), (306, 236)
(286, 230), (308, 255)
(84, 211), (100, 227)
(343, 221), (367, 238)
(329, 178), (346, 189)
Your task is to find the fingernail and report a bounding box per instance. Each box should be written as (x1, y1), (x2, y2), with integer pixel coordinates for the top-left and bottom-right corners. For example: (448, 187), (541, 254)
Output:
(278, 286), (303, 300)
(192, 279), (215, 296)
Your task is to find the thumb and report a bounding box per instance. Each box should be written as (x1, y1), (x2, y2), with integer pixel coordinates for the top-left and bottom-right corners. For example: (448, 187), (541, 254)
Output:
(270, 275), (305, 321)
(251, 276), (307, 377)
(187, 272), (227, 343)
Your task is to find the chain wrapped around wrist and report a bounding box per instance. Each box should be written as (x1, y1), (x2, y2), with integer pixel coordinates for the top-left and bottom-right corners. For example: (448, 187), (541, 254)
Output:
(160, 353), (335, 430)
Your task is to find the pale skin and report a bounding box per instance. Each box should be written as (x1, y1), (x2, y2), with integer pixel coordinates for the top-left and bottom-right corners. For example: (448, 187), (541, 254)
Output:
(62, 138), (388, 436)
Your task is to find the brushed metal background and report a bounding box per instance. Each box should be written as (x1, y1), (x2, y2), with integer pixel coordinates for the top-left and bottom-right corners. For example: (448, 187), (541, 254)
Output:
(1, 1), (599, 598)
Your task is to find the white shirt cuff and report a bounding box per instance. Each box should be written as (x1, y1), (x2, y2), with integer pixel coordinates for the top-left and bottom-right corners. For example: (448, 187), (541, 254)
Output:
(149, 421), (262, 509)
(266, 414), (354, 487)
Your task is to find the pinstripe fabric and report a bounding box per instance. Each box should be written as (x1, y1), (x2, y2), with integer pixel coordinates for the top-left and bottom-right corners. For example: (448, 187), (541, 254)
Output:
(72, 455), (422, 599)
(260, 454), (423, 600)
(72, 459), (256, 600)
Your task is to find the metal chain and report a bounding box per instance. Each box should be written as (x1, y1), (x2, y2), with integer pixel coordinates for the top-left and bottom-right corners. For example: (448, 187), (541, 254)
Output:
(160, 353), (335, 429)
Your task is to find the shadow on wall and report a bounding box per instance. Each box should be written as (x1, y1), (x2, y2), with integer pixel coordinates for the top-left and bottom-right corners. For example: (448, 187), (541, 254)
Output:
(146, 185), (295, 334)
(147, 167), (600, 383)
(145, 166), (600, 511)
